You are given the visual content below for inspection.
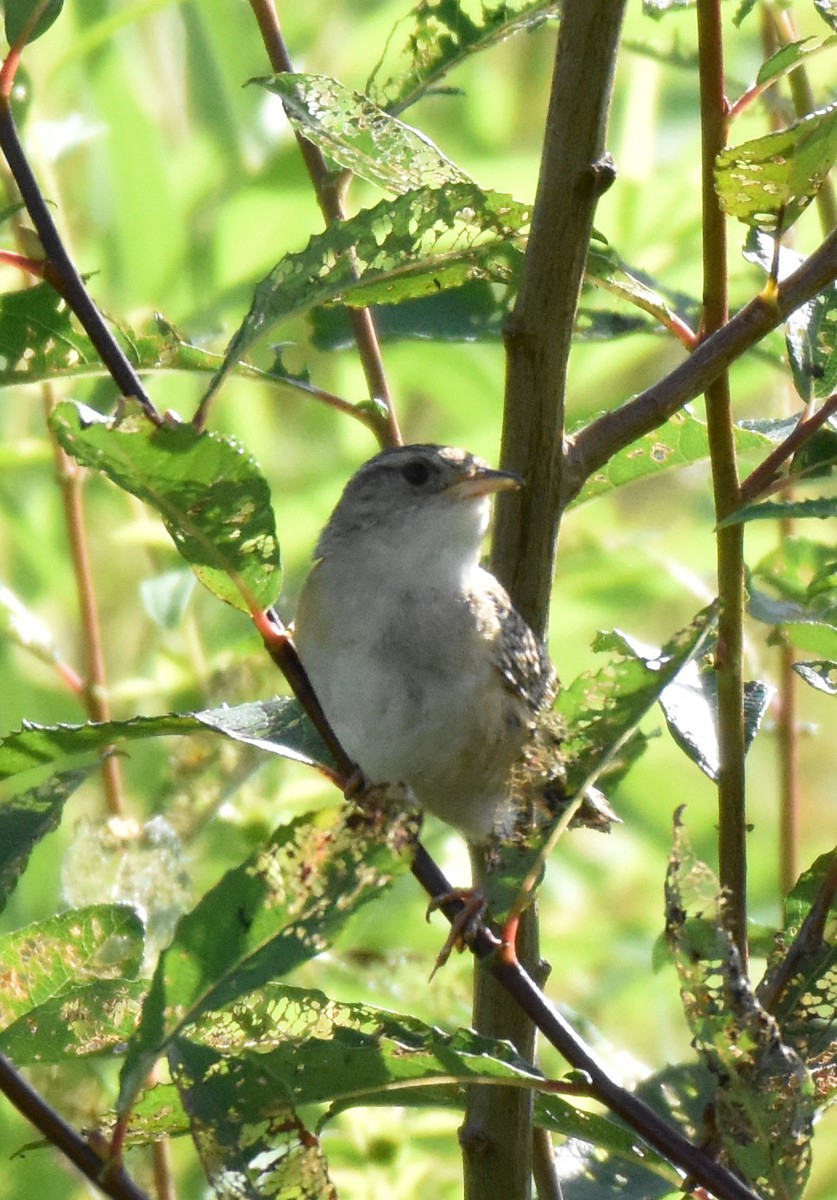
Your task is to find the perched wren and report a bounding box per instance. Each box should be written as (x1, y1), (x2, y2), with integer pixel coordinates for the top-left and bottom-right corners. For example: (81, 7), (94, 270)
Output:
(294, 444), (556, 840)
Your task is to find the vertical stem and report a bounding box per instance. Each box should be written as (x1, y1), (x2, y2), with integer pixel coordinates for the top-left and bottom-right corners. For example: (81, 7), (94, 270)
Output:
(242, 0), (399, 447)
(777, 634), (800, 894)
(696, 0), (747, 961)
(467, 5), (626, 1199)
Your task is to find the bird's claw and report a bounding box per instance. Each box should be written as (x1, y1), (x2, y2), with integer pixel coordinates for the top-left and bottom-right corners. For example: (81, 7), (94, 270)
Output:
(426, 888), (487, 980)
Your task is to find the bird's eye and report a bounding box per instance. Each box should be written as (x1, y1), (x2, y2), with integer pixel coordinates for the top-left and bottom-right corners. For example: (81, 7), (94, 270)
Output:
(401, 460), (431, 487)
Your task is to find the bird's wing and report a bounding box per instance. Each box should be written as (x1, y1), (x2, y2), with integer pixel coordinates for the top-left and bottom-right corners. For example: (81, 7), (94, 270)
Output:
(467, 572), (557, 717)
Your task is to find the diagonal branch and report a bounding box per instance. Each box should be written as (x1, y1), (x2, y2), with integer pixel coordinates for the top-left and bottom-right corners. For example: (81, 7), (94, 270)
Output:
(564, 223), (837, 504)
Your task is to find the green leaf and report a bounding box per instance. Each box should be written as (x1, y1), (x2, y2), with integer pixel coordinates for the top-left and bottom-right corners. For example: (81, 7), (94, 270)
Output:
(744, 231), (837, 402)
(239, 187), (518, 342)
(722, 496), (837, 525)
(4, 0), (63, 45)
(0, 905), (144, 1030)
(557, 606), (718, 795)
(570, 411), (771, 506)
(0, 765), (94, 913)
(118, 802), (418, 1111)
(170, 1037), (335, 1200)
(368, 0), (560, 114)
(755, 37), (837, 88)
(139, 569), (196, 630)
(585, 241), (700, 342)
(207, 183), (526, 399)
(0, 979), (146, 1063)
(49, 401), (281, 612)
(666, 819), (815, 1196)
(0, 699), (333, 783)
(255, 73), (468, 193)
(716, 103), (837, 231)
(793, 659), (837, 693)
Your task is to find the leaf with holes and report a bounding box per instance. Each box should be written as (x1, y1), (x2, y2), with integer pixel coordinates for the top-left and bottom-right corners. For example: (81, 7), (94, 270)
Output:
(118, 802), (418, 1112)
(0, 905), (144, 1030)
(716, 102), (837, 231)
(50, 401), (281, 612)
(368, 0), (560, 114)
(256, 73), (468, 193)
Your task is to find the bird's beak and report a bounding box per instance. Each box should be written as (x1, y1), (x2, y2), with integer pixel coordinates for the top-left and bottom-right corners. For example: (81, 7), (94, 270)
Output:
(449, 465), (523, 500)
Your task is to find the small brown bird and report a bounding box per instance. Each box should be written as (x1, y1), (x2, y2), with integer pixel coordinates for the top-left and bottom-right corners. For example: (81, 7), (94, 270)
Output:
(294, 444), (556, 841)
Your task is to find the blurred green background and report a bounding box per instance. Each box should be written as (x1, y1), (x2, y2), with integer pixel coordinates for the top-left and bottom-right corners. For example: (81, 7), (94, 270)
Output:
(1, 1), (836, 1196)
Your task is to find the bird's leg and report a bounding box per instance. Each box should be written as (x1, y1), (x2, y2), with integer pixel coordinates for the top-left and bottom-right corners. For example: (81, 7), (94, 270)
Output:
(427, 887), (488, 979)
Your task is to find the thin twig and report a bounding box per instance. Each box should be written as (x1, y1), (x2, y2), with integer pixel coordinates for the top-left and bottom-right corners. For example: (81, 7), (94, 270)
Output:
(739, 392), (837, 503)
(0, 1052), (150, 1200)
(195, 0), (398, 445)
(697, 0), (748, 963)
(0, 95), (160, 424)
(564, 221), (837, 504)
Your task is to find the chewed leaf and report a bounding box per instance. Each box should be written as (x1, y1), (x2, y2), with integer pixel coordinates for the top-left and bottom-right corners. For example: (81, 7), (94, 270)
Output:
(118, 801), (419, 1112)
(256, 73), (468, 193)
(0, 905), (144, 1030)
(716, 103), (837, 231)
(666, 817), (815, 1196)
(50, 402), (281, 612)
(206, 183), (527, 401)
(368, 0), (560, 114)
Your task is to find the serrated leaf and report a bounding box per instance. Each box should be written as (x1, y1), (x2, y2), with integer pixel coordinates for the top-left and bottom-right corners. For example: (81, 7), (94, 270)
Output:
(666, 820), (815, 1196)
(207, 184), (527, 400)
(0, 765), (94, 913)
(255, 73), (468, 193)
(0, 979), (146, 1063)
(0, 698), (333, 783)
(50, 401), (281, 612)
(585, 242), (700, 342)
(4, 0), (63, 45)
(717, 103), (837, 231)
(570, 411), (772, 506)
(792, 659), (837, 693)
(722, 496), (837, 525)
(557, 607), (718, 796)
(368, 0), (560, 114)
(118, 802), (418, 1111)
(0, 905), (144, 1029)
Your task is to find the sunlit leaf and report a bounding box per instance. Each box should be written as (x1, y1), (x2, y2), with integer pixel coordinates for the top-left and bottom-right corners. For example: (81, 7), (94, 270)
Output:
(0, 905), (144, 1029)
(207, 184), (527, 399)
(792, 659), (837, 693)
(571, 411), (771, 506)
(171, 1038), (335, 1200)
(755, 37), (837, 88)
(255, 73), (468, 193)
(368, 0), (560, 114)
(759, 850), (837, 1103)
(118, 802), (418, 1111)
(0, 979), (146, 1063)
(660, 665), (773, 780)
(716, 103), (837, 231)
(50, 401), (281, 612)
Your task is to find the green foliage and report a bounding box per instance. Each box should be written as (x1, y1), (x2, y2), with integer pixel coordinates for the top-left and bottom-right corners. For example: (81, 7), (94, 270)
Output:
(2, 2), (837, 1199)
(50, 401), (282, 612)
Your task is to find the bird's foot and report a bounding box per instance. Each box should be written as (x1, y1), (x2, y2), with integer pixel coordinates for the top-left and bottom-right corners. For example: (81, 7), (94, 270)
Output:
(426, 887), (487, 980)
